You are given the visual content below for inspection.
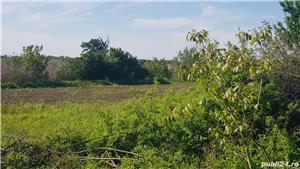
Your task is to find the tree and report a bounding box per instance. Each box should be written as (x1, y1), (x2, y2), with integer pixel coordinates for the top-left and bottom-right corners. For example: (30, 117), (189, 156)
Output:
(107, 47), (149, 83)
(177, 4), (300, 166)
(78, 37), (149, 83)
(57, 57), (82, 81)
(174, 47), (198, 81)
(175, 47), (198, 67)
(143, 58), (172, 83)
(80, 37), (109, 54)
(277, 0), (300, 50)
(273, 2), (300, 156)
(79, 37), (110, 80)
(12, 45), (49, 82)
(80, 52), (108, 80)
(272, 0), (300, 101)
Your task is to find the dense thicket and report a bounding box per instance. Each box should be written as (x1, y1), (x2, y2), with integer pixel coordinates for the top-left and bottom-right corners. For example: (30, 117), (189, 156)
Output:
(180, 1), (300, 167)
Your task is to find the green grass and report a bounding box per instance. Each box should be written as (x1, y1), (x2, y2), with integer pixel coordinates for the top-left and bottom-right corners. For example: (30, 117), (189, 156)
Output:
(2, 102), (112, 145)
(2, 81), (294, 168)
(1, 83), (201, 146)
(1, 82), (212, 168)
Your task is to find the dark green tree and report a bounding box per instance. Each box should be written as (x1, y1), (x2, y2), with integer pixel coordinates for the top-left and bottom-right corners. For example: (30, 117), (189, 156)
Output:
(143, 58), (172, 83)
(79, 37), (110, 80)
(107, 48), (149, 83)
(277, 0), (300, 50)
(80, 37), (109, 54)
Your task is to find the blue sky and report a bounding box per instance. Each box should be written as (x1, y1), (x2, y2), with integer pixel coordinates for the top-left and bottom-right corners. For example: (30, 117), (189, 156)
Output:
(1, 1), (284, 59)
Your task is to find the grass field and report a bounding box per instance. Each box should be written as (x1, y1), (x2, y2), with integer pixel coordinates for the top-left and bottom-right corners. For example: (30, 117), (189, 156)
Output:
(1, 82), (206, 168)
(1, 83), (194, 145)
(1, 82), (191, 104)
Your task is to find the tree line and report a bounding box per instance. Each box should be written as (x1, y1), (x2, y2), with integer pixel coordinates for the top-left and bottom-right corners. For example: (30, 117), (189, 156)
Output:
(1, 38), (183, 88)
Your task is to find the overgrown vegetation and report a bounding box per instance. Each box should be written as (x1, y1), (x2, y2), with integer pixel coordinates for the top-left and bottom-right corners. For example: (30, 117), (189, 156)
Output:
(1, 1), (300, 168)
(1, 38), (177, 88)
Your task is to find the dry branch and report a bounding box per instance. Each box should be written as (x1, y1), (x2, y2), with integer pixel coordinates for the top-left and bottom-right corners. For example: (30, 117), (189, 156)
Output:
(75, 147), (141, 157)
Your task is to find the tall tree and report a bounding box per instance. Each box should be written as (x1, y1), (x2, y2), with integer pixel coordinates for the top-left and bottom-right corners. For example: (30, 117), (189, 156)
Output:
(174, 47), (198, 81)
(20, 45), (49, 82)
(80, 37), (109, 54)
(277, 0), (300, 50)
(143, 58), (172, 83)
(107, 47), (149, 83)
(80, 37), (110, 80)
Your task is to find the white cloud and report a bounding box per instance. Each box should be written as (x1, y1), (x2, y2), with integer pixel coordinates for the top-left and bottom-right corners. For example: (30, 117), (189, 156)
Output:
(104, 2), (144, 14)
(132, 4), (242, 48)
(133, 17), (195, 29)
(132, 4), (244, 29)
(2, 24), (182, 59)
(1, 3), (259, 59)
(199, 4), (243, 20)
(2, 3), (47, 15)
(3, 2), (95, 28)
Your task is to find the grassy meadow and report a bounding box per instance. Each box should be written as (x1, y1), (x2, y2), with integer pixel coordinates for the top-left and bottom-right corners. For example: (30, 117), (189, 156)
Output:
(1, 83), (192, 142)
(2, 82), (209, 168)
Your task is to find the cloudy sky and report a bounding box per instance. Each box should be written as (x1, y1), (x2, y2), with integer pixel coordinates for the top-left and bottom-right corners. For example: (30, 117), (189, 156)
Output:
(1, 1), (284, 59)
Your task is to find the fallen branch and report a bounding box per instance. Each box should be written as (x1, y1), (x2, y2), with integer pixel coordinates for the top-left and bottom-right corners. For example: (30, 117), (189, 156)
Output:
(75, 147), (141, 157)
(288, 72), (300, 78)
(79, 157), (124, 160)
(1, 142), (17, 155)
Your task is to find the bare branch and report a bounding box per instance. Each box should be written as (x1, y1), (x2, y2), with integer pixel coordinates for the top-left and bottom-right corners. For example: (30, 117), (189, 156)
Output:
(288, 72), (300, 78)
(80, 157), (124, 160)
(75, 147), (141, 157)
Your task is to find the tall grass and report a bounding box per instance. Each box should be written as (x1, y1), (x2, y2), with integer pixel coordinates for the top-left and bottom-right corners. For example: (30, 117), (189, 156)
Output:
(2, 83), (210, 168)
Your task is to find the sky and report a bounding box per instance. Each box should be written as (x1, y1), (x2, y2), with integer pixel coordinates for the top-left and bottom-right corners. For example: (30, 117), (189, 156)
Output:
(1, 1), (285, 59)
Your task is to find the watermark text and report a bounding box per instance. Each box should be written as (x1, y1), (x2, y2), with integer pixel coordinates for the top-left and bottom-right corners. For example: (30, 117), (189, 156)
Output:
(261, 161), (299, 168)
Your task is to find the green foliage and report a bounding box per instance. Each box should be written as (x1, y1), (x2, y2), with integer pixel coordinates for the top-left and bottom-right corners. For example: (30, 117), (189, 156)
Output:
(2, 1), (300, 168)
(7, 45), (49, 84)
(1, 38), (170, 87)
(143, 58), (172, 83)
(1, 82), (19, 89)
(277, 0), (300, 49)
(178, 1), (300, 167)
(106, 47), (149, 84)
(174, 47), (198, 81)
(2, 84), (208, 168)
(80, 37), (109, 54)
(21, 45), (49, 81)
(57, 58), (82, 81)
(80, 51), (108, 80)
(78, 37), (110, 80)
(78, 37), (150, 83)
